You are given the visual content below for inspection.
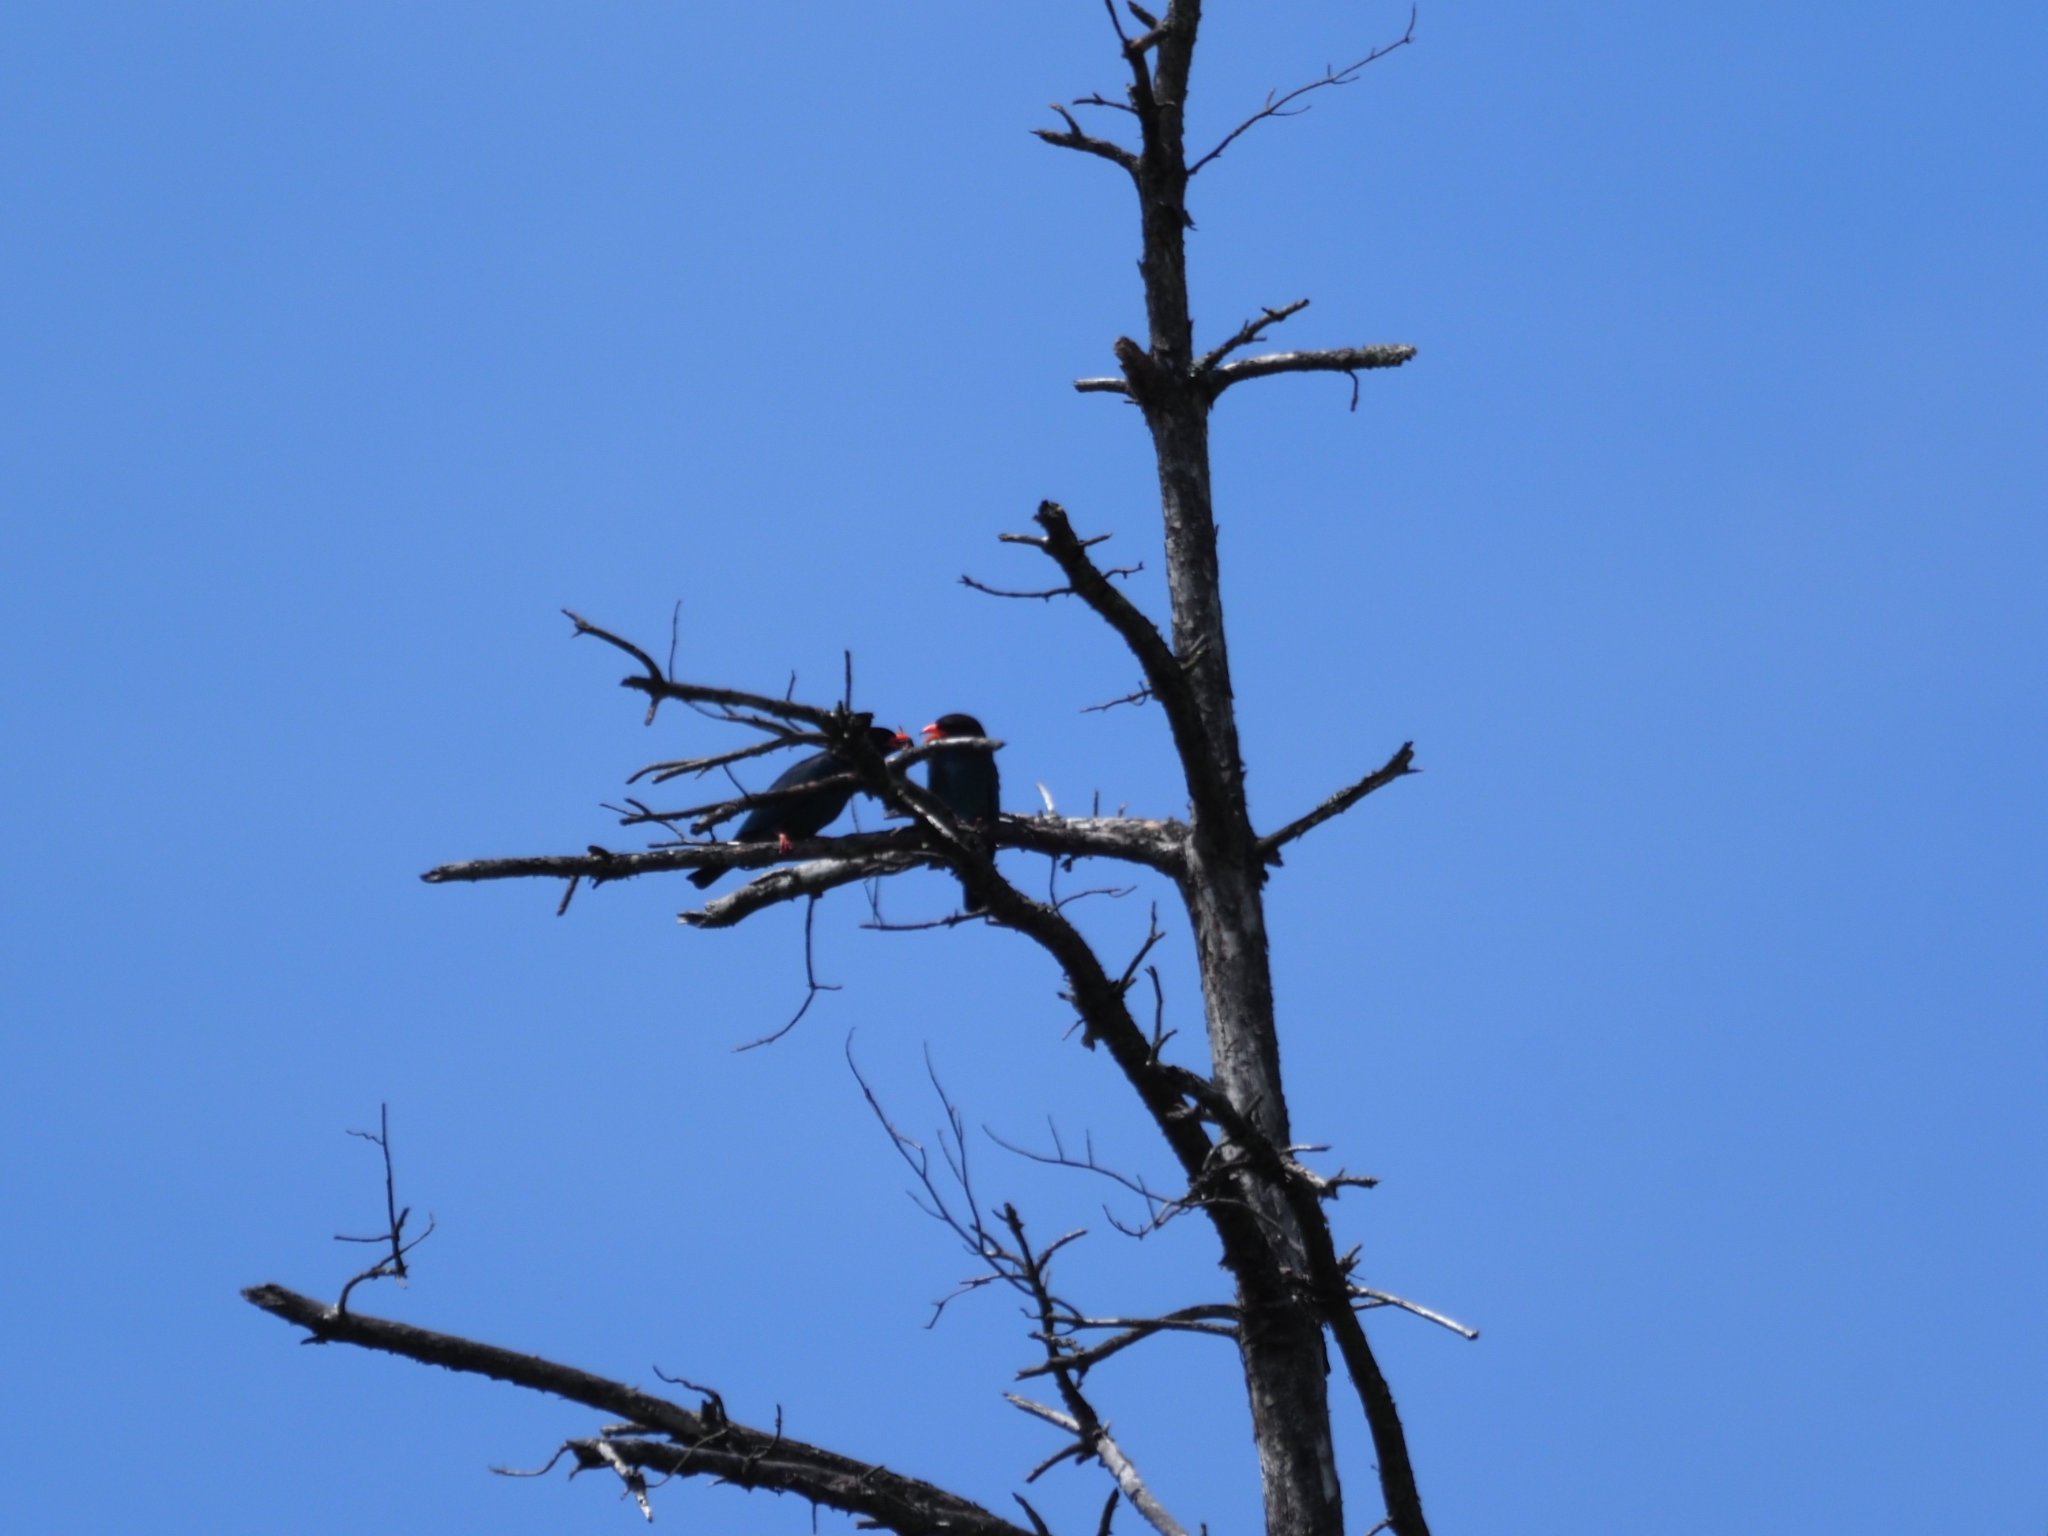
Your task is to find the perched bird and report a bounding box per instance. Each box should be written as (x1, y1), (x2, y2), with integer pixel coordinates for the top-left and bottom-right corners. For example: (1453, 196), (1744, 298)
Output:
(689, 725), (908, 890)
(920, 712), (1000, 913)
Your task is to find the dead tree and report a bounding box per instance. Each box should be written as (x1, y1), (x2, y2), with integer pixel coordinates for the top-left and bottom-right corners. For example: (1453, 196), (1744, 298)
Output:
(245, 7), (1459, 1536)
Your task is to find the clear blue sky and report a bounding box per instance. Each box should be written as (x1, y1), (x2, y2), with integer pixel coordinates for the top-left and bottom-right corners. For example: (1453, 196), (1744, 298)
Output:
(5, 5), (2042, 1532)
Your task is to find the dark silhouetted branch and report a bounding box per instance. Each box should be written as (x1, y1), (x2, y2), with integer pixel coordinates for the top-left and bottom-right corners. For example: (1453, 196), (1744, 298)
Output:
(628, 733), (810, 787)
(1187, 8), (1419, 177)
(333, 1104), (434, 1314)
(1006, 502), (1228, 829)
(735, 896), (842, 1051)
(1034, 103), (1139, 174)
(242, 1284), (1033, 1536)
(424, 830), (922, 896)
(1195, 298), (1311, 372)
(1259, 742), (1418, 863)
(1017, 1305), (1239, 1380)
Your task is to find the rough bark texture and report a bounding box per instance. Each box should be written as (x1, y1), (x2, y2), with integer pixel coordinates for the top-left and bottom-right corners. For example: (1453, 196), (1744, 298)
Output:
(244, 1284), (1033, 1536)
(1121, 12), (1341, 1536)
(1101, 9), (1424, 1536)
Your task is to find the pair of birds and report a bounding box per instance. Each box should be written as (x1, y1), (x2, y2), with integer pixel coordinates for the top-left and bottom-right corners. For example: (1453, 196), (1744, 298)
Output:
(688, 713), (1000, 911)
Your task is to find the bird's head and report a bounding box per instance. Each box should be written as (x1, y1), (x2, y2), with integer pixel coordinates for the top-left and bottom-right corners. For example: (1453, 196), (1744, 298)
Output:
(922, 713), (986, 743)
(870, 725), (913, 754)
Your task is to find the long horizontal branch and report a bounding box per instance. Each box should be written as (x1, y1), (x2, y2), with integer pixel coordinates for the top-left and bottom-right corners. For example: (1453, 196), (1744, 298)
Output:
(1208, 344), (1416, 397)
(1077, 340), (1417, 401)
(1258, 741), (1416, 863)
(690, 852), (928, 927)
(1000, 813), (1185, 875)
(1019, 1305), (1239, 1379)
(423, 815), (1188, 899)
(421, 830), (924, 892)
(242, 1284), (1031, 1536)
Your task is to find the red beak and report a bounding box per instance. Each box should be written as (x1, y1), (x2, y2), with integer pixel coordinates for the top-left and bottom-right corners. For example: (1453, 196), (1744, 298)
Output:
(920, 722), (942, 743)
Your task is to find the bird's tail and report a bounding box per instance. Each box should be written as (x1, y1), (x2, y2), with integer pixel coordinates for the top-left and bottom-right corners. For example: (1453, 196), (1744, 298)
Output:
(959, 825), (991, 913)
(688, 866), (722, 890)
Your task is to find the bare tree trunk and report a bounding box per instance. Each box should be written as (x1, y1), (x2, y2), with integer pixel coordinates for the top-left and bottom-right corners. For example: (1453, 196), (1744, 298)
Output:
(1052, 8), (1427, 1535)
(1127, 49), (1349, 1536)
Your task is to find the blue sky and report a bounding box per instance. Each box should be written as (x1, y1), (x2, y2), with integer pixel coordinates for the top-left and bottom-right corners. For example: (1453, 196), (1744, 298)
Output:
(4, 4), (2042, 1532)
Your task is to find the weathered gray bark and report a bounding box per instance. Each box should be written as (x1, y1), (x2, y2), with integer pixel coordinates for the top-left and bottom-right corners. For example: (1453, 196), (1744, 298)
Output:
(1042, 8), (1429, 1535)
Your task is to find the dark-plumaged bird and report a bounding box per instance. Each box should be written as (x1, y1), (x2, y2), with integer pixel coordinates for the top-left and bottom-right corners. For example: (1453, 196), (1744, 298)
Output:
(689, 725), (908, 890)
(920, 712), (1000, 913)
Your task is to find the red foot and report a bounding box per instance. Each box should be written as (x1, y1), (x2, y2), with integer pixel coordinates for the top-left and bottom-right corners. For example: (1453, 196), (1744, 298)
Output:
(776, 832), (795, 853)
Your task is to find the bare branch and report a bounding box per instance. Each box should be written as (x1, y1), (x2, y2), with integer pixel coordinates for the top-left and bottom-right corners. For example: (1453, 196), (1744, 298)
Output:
(1009, 503), (1229, 830)
(1187, 9), (1419, 177)
(962, 560), (1140, 603)
(628, 732), (810, 787)
(1195, 298), (1311, 372)
(243, 1285), (1033, 1536)
(424, 815), (1187, 908)
(1016, 1495), (1057, 1536)
(1323, 1305), (1428, 1536)
(1002, 1397), (1190, 1536)
(734, 896), (841, 1051)
(1081, 684), (1154, 714)
(686, 847), (930, 928)
(1349, 1287), (1481, 1342)
(333, 1105), (435, 1314)
(1072, 91), (1137, 116)
(1208, 344), (1417, 399)
(986, 1123), (1179, 1228)
(1017, 1306), (1239, 1379)
(1034, 103), (1140, 174)
(424, 829), (924, 898)
(590, 1437), (655, 1521)
(1258, 741), (1417, 862)
(961, 574), (1081, 601)
(565, 609), (665, 684)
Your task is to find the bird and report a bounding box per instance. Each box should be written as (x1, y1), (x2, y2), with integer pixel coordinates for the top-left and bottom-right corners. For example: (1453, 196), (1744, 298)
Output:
(689, 725), (908, 890)
(920, 712), (1000, 913)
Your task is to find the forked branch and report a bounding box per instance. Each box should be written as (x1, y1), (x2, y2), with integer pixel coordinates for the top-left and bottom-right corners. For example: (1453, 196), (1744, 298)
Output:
(1034, 104), (1140, 175)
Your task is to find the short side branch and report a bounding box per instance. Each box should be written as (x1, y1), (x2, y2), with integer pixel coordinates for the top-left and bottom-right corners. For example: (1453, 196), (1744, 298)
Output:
(1258, 741), (1417, 863)
(1034, 104), (1140, 175)
(1194, 298), (1311, 373)
(1004, 1397), (1190, 1536)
